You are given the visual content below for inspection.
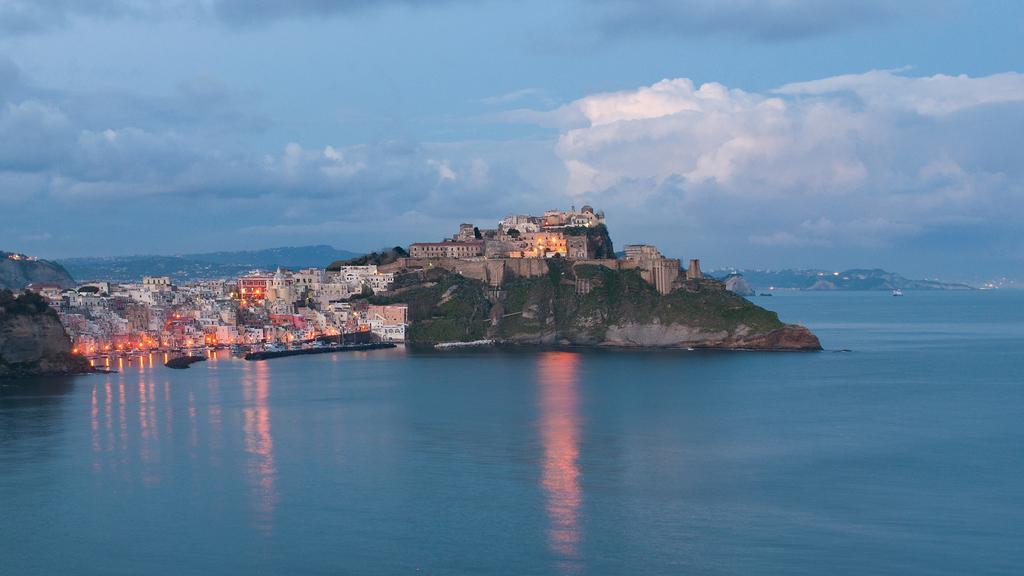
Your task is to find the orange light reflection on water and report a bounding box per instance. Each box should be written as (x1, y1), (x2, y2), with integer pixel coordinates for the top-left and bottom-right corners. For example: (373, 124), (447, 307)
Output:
(538, 351), (583, 572)
(242, 360), (278, 533)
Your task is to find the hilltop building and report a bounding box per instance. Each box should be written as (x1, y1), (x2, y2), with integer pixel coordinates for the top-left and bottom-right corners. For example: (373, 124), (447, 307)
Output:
(623, 244), (681, 295)
(409, 241), (484, 259)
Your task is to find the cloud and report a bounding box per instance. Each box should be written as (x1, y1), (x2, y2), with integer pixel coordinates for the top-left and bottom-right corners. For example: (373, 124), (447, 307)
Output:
(0, 0), (458, 33)
(776, 70), (1024, 115)
(0, 57), (559, 253)
(2, 47), (1021, 278)
(479, 88), (552, 106)
(503, 70), (1024, 264)
(591, 0), (908, 42)
(0, 1), (189, 34)
(211, 0), (451, 25)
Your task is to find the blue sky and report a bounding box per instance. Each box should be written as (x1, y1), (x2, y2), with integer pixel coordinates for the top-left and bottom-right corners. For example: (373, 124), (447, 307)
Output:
(0, 0), (1022, 281)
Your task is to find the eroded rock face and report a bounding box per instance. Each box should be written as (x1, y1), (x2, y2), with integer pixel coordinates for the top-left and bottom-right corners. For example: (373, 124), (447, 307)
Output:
(0, 294), (91, 378)
(718, 324), (822, 351)
(604, 323), (729, 347)
(601, 322), (821, 350)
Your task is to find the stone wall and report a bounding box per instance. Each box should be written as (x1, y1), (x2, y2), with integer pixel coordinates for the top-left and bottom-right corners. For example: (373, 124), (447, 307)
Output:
(381, 257), (550, 287)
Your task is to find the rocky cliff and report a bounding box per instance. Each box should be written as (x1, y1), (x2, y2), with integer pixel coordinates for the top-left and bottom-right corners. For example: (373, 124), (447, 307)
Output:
(1, 252), (75, 290)
(372, 260), (821, 351)
(0, 290), (91, 378)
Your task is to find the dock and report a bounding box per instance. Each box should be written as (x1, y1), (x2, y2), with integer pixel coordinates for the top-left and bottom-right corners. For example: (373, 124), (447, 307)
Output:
(243, 342), (397, 361)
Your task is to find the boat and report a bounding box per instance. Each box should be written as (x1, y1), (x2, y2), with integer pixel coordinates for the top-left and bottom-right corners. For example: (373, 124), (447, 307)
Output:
(758, 292), (773, 297)
(892, 289), (904, 297)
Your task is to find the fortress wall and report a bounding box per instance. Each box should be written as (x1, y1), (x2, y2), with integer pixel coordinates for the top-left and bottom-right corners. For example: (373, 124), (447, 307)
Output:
(503, 258), (549, 280)
(571, 259), (638, 272)
(387, 258), (493, 284)
(386, 257), (646, 287)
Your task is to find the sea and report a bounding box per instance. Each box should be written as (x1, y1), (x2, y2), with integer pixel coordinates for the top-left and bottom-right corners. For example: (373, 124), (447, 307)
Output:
(1, 291), (1021, 575)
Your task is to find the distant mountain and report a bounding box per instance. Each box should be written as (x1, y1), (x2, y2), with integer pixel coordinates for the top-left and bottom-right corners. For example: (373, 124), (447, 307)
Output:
(1, 251), (76, 290)
(59, 245), (360, 283)
(712, 268), (973, 291)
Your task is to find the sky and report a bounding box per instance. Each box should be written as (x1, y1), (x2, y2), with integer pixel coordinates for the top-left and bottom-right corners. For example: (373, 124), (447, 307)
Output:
(0, 0), (1022, 281)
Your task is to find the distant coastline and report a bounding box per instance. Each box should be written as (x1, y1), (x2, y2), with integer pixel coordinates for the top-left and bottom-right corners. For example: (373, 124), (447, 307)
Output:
(712, 268), (973, 292)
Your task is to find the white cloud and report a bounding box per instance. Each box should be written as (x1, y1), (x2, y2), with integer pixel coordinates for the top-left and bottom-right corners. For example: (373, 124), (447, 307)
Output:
(531, 70), (1024, 256)
(776, 70), (1024, 116)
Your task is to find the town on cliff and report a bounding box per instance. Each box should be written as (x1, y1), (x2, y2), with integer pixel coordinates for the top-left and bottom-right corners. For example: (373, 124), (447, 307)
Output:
(1, 207), (821, 376)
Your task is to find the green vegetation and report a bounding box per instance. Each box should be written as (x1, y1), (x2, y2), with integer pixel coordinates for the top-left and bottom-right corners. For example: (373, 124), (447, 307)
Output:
(563, 223), (615, 259)
(0, 290), (53, 317)
(1, 252), (75, 290)
(0, 289), (92, 378)
(370, 268), (491, 342)
(374, 260), (785, 345)
(327, 246), (409, 270)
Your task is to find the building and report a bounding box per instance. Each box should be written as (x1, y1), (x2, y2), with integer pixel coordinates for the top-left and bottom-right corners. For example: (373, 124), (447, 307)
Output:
(624, 244), (662, 262)
(409, 241), (484, 259)
(368, 272), (395, 294)
(454, 223), (478, 241)
(686, 259), (702, 280)
(237, 272), (273, 300)
(368, 304), (408, 342)
(142, 276), (172, 289)
(498, 215), (541, 234)
(510, 232), (567, 258)
(293, 268), (325, 288)
(624, 244), (680, 294)
(566, 236), (589, 259)
(540, 206), (605, 230)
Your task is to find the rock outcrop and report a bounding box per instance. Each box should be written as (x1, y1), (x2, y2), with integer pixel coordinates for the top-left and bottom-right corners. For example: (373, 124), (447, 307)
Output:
(724, 274), (755, 296)
(0, 290), (92, 378)
(371, 261), (822, 351)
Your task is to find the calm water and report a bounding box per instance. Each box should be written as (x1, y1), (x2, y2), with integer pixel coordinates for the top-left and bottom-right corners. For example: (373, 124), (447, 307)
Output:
(1, 291), (1022, 575)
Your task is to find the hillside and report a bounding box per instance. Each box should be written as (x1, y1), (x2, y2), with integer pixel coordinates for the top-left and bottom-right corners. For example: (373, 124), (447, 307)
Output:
(713, 268), (973, 291)
(0, 252), (76, 290)
(0, 290), (91, 378)
(59, 245), (359, 282)
(371, 260), (820, 350)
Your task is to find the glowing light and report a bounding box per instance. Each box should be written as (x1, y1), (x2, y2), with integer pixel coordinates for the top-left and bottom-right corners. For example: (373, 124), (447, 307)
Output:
(538, 352), (582, 568)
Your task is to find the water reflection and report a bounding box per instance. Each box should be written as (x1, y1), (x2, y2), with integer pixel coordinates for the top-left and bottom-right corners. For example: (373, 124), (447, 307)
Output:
(242, 361), (278, 533)
(538, 351), (583, 572)
(84, 359), (174, 484)
(0, 376), (74, 450)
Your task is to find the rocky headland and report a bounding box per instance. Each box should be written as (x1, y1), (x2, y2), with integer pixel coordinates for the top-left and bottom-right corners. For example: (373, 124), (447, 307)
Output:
(371, 260), (821, 351)
(0, 290), (92, 378)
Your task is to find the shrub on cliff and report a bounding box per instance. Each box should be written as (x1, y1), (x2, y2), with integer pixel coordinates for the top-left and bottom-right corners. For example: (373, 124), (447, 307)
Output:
(0, 290), (53, 316)
(327, 246), (408, 270)
(564, 224), (616, 259)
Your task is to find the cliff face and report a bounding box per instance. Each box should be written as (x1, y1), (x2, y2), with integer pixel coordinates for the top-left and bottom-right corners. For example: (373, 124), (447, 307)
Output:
(0, 291), (91, 378)
(374, 261), (821, 351)
(564, 224), (615, 259)
(0, 252), (75, 290)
